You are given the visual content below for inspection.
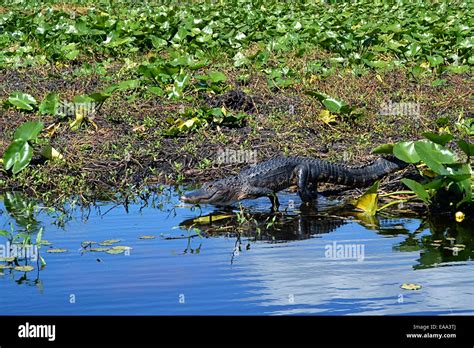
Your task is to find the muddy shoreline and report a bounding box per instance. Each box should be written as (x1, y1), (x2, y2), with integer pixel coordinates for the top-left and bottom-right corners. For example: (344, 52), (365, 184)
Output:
(0, 65), (472, 204)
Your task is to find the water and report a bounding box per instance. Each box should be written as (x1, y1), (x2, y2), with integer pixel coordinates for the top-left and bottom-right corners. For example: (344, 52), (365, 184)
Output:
(0, 190), (473, 315)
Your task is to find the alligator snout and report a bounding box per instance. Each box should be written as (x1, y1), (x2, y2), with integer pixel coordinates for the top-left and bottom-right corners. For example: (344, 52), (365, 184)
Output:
(180, 195), (189, 202)
(180, 188), (209, 204)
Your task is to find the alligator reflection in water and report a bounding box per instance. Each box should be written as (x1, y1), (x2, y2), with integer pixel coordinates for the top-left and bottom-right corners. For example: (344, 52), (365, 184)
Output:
(180, 206), (474, 269)
(179, 207), (347, 242)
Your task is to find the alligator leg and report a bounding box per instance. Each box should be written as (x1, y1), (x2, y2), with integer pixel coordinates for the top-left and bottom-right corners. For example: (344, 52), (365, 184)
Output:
(269, 193), (280, 211)
(308, 181), (319, 200)
(295, 164), (314, 203)
(244, 186), (280, 211)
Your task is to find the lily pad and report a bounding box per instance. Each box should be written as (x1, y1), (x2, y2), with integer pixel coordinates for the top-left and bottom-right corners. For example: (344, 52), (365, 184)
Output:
(89, 247), (110, 252)
(0, 257), (16, 262)
(0, 264), (13, 269)
(139, 235), (156, 240)
(46, 248), (68, 253)
(105, 248), (125, 255)
(111, 246), (132, 251)
(14, 265), (34, 272)
(99, 239), (121, 246)
(400, 283), (422, 290)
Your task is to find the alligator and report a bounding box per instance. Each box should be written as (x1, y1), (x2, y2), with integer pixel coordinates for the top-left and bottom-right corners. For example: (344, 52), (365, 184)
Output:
(180, 155), (408, 210)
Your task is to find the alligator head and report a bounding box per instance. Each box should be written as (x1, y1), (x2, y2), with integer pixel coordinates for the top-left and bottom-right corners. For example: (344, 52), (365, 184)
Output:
(180, 177), (243, 206)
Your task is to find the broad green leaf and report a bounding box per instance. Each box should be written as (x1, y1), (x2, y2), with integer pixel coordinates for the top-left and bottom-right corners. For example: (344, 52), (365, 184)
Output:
(457, 140), (474, 157)
(414, 141), (457, 175)
(393, 141), (420, 163)
(431, 79), (447, 87)
(150, 36), (167, 49)
(456, 178), (472, 202)
(72, 95), (94, 104)
(14, 121), (44, 141)
(427, 55), (443, 66)
(64, 49), (80, 60)
(305, 91), (330, 101)
(401, 178), (430, 204)
(8, 92), (37, 111)
(422, 132), (453, 146)
(444, 163), (472, 181)
(372, 143), (394, 154)
(88, 92), (110, 103)
(3, 140), (33, 174)
(322, 98), (344, 113)
(39, 93), (60, 115)
(233, 52), (248, 67)
(208, 71), (227, 83)
(423, 178), (445, 190)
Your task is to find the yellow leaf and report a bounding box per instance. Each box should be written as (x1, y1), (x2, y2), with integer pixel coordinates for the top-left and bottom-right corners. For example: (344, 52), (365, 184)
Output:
(376, 74), (383, 83)
(354, 212), (380, 229)
(44, 123), (61, 137)
(318, 109), (337, 125)
(69, 110), (84, 130)
(192, 214), (233, 224)
(353, 181), (380, 216)
(420, 62), (430, 69)
(40, 145), (64, 160)
(89, 119), (98, 131)
(401, 283), (422, 290)
(422, 168), (437, 178)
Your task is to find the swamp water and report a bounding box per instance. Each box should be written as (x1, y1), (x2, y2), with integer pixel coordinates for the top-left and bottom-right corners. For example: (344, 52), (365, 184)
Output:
(0, 190), (473, 315)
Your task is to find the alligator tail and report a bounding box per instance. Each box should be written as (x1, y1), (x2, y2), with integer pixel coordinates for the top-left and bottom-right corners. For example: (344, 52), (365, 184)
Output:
(319, 155), (408, 187)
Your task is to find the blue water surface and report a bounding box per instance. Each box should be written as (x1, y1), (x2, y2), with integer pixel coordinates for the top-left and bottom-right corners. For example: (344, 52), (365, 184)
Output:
(0, 190), (473, 315)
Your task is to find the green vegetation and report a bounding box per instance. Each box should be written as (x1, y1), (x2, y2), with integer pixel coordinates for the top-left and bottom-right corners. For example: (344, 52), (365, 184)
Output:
(353, 115), (473, 218)
(3, 121), (44, 174)
(0, 0), (472, 218)
(0, 0), (471, 71)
